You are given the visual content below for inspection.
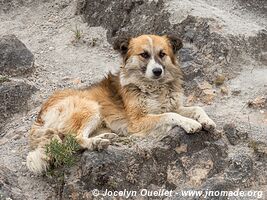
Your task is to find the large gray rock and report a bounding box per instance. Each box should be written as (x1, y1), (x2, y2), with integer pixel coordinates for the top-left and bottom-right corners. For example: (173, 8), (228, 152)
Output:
(0, 35), (36, 132)
(0, 35), (34, 77)
(76, 0), (171, 44)
(0, 0), (36, 13)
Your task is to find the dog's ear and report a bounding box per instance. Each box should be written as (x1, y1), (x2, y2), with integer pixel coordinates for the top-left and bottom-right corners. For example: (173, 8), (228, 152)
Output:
(113, 36), (131, 55)
(166, 35), (183, 54)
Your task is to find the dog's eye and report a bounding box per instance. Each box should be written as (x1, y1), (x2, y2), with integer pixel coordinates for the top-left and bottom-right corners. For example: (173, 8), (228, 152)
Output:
(159, 51), (166, 59)
(140, 52), (150, 59)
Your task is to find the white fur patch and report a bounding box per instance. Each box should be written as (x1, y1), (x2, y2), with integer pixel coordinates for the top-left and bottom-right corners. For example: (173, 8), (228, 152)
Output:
(27, 148), (48, 174)
(144, 36), (164, 79)
(146, 36), (154, 52)
(145, 58), (163, 78)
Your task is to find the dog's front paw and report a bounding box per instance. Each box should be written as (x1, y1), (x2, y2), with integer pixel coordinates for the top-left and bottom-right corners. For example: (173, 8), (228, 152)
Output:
(198, 116), (216, 131)
(181, 118), (202, 134)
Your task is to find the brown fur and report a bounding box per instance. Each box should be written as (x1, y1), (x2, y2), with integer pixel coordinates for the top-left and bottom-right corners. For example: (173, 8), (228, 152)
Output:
(27, 34), (216, 173)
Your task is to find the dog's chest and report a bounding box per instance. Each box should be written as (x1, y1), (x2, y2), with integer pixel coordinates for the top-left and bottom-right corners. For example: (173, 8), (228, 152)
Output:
(144, 91), (181, 114)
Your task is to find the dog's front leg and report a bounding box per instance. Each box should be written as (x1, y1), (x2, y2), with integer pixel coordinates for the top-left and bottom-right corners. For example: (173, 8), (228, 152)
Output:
(129, 112), (202, 135)
(177, 106), (216, 131)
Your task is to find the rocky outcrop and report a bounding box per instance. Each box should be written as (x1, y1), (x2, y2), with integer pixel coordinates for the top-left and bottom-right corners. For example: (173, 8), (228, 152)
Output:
(0, 35), (34, 77)
(62, 127), (228, 199)
(0, 35), (36, 132)
(60, 126), (265, 200)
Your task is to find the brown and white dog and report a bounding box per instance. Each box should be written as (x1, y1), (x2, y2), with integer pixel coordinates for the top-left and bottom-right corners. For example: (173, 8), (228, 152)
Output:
(27, 34), (216, 173)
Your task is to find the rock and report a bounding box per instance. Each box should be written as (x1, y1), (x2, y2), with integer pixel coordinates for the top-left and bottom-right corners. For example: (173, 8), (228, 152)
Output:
(0, 80), (37, 133)
(236, 0), (267, 17)
(76, 0), (171, 43)
(179, 48), (195, 62)
(199, 177), (235, 200)
(248, 140), (267, 156)
(0, 35), (34, 77)
(214, 74), (226, 86)
(223, 123), (240, 145)
(0, 34), (36, 132)
(247, 96), (267, 109)
(198, 80), (213, 90)
(180, 149), (215, 186)
(224, 154), (253, 186)
(223, 123), (248, 145)
(260, 52), (267, 65)
(231, 89), (242, 96)
(62, 127), (228, 199)
(181, 63), (203, 89)
(0, 0), (35, 13)
(220, 86), (229, 95)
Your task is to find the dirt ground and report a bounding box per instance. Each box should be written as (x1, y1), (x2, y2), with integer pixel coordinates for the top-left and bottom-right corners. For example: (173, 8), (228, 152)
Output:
(0, 0), (266, 199)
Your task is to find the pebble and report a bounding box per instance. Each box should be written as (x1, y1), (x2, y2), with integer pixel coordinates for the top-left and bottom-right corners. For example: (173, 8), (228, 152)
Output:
(232, 90), (241, 96)
(214, 74), (225, 86)
(12, 134), (22, 141)
(223, 123), (240, 145)
(220, 86), (229, 95)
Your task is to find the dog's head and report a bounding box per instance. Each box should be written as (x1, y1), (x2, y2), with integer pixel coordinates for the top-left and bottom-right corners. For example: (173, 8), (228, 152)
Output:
(114, 34), (183, 87)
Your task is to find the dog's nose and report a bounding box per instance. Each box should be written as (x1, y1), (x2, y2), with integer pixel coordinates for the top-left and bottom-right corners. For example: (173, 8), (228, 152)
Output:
(152, 68), (162, 77)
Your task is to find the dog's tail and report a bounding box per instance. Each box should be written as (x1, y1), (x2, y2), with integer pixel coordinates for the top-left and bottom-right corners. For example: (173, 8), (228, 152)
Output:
(26, 148), (49, 174)
(26, 123), (61, 174)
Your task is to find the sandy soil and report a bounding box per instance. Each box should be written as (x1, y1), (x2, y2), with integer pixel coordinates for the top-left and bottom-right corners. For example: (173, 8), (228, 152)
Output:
(0, 0), (266, 199)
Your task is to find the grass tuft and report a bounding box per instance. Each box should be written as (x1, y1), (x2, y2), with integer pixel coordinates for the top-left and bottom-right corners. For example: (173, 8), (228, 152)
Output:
(0, 75), (10, 84)
(45, 134), (80, 169)
(71, 25), (83, 42)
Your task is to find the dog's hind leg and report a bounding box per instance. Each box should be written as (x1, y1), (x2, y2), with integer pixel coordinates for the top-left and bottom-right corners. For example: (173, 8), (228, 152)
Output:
(74, 104), (117, 150)
(177, 106), (216, 131)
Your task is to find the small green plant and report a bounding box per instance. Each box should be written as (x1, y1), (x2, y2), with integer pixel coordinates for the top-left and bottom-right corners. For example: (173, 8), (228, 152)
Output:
(45, 134), (81, 169)
(0, 75), (10, 84)
(45, 135), (80, 196)
(71, 25), (83, 42)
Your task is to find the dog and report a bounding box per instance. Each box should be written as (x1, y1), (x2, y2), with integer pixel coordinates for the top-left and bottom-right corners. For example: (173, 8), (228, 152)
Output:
(26, 34), (216, 173)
